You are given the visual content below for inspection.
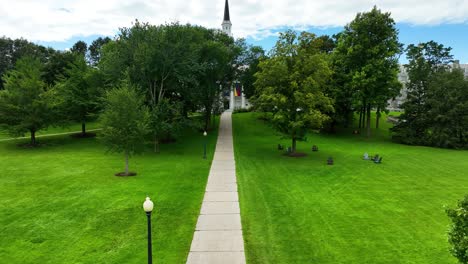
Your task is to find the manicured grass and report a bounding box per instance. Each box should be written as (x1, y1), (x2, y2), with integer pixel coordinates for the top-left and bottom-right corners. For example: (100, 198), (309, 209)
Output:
(0, 123), (218, 263)
(0, 121), (101, 140)
(233, 112), (468, 264)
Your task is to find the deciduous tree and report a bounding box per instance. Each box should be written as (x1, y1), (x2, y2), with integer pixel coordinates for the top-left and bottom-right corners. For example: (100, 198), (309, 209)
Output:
(100, 83), (149, 176)
(334, 6), (402, 137)
(254, 30), (334, 154)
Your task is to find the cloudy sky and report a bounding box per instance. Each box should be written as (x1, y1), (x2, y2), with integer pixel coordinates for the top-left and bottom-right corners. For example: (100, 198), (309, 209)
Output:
(1, 0), (468, 62)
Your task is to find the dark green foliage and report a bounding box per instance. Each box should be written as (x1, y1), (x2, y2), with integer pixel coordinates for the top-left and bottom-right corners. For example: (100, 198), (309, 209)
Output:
(391, 41), (466, 148)
(254, 30), (334, 153)
(100, 21), (239, 145)
(426, 69), (468, 148)
(333, 6), (402, 137)
(100, 83), (150, 174)
(315, 35), (337, 54)
(43, 50), (76, 85)
(447, 196), (468, 263)
(197, 33), (236, 131)
(0, 56), (57, 145)
(234, 39), (265, 99)
(70, 40), (88, 56)
(0, 37), (54, 89)
(88, 37), (111, 66)
(149, 99), (187, 152)
(56, 55), (104, 135)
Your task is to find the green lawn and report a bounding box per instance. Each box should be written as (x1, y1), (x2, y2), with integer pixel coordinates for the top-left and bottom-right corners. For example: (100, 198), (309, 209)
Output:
(0, 124), (218, 263)
(0, 121), (102, 140)
(233, 112), (468, 264)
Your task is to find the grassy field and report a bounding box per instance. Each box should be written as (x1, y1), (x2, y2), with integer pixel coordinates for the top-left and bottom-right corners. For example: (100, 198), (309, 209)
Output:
(0, 122), (218, 263)
(233, 112), (468, 264)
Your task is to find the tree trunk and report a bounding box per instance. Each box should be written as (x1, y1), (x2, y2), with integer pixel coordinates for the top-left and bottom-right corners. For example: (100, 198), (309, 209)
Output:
(205, 109), (211, 131)
(330, 120), (336, 133)
(366, 104), (371, 137)
(363, 104), (367, 130)
(81, 122), (86, 135)
(30, 130), (36, 146)
(292, 137), (297, 153)
(125, 151), (129, 175)
(376, 107), (380, 129)
(153, 135), (160, 153)
(358, 107), (363, 129)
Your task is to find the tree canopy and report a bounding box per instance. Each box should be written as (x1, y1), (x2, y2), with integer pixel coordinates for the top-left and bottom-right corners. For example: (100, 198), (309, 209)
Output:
(0, 56), (56, 145)
(254, 30), (334, 154)
(391, 41), (467, 148)
(100, 83), (149, 175)
(333, 6), (402, 136)
(56, 55), (104, 136)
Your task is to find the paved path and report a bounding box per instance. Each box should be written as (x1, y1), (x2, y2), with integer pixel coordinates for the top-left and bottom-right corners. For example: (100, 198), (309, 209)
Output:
(0, 129), (102, 142)
(186, 111), (246, 264)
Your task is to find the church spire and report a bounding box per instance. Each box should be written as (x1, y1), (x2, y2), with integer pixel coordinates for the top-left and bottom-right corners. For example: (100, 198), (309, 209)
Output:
(223, 0), (230, 21)
(221, 0), (232, 36)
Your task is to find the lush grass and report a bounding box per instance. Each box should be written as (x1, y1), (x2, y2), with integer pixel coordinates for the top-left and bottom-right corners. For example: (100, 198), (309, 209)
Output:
(0, 123), (218, 263)
(233, 112), (468, 264)
(0, 121), (102, 140)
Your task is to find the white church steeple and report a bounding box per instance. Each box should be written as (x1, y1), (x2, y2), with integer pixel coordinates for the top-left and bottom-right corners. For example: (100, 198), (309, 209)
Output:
(221, 0), (232, 36)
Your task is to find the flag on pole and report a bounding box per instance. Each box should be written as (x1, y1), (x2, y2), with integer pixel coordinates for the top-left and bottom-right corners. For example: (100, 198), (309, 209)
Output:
(234, 83), (242, 97)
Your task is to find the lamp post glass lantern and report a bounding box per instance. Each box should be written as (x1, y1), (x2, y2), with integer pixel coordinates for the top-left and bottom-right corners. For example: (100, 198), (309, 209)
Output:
(203, 131), (207, 159)
(143, 197), (154, 264)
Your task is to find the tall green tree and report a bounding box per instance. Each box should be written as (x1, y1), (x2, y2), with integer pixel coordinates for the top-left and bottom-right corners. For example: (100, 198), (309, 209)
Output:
(426, 69), (468, 148)
(392, 41), (453, 145)
(88, 37), (111, 66)
(334, 6), (402, 137)
(0, 56), (56, 145)
(56, 55), (103, 136)
(71, 40), (88, 56)
(100, 83), (149, 176)
(197, 32), (236, 130)
(254, 30), (334, 154)
(100, 22), (205, 150)
(100, 22), (239, 147)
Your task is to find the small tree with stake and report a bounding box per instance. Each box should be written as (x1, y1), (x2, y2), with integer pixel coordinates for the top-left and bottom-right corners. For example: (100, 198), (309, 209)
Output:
(100, 83), (149, 176)
(447, 195), (468, 264)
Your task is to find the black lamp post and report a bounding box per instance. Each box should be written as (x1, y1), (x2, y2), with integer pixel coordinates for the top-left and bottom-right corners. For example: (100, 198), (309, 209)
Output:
(203, 131), (207, 159)
(143, 197), (154, 264)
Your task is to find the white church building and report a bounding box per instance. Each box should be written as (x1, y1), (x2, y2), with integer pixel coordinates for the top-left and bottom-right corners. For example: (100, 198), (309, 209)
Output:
(220, 0), (250, 110)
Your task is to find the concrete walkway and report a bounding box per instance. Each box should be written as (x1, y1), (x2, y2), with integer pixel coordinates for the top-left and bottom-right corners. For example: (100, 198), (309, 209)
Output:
(186, 111), (246, 264)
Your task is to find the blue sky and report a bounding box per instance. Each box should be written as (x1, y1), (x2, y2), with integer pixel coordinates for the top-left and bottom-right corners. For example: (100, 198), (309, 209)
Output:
(246, 23), (468, 63)
(37, 23), (468, 64)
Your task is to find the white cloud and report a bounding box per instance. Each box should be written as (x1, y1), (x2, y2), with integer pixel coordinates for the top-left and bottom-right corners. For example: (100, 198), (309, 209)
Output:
(0, 0), (467, 42)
